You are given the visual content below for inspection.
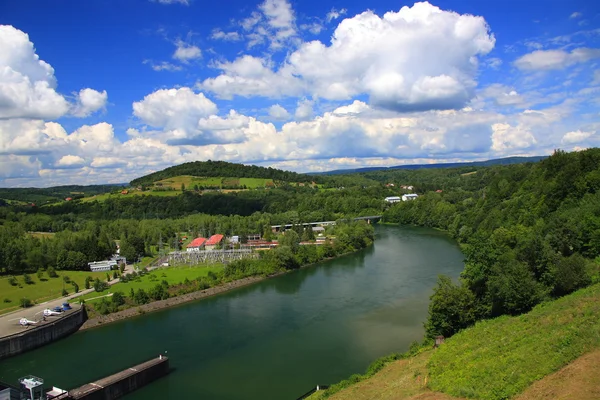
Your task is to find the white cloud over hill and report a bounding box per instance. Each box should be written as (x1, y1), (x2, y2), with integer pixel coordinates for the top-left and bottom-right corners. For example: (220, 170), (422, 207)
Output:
(1, 0), (600, 187)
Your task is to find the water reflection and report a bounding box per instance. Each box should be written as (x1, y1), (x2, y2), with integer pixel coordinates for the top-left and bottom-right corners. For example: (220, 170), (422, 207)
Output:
(0, 225), (464, 400)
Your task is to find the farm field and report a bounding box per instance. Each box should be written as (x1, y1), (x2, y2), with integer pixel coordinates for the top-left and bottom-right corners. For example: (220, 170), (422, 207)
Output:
(81, 265), (223, 304)
(154, 175), (274, 190)
(0, 271), (111, 314)
(80, 190), (181, 203)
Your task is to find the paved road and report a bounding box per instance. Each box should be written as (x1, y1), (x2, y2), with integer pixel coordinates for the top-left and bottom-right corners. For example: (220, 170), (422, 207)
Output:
(0, 264), (135, 338)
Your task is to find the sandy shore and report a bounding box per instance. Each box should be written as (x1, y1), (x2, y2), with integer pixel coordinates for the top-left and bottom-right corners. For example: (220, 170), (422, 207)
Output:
(80, 274), (279, 330)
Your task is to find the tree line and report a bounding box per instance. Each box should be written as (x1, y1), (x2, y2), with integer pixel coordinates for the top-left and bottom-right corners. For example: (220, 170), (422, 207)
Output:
(382, 149), (600, 338)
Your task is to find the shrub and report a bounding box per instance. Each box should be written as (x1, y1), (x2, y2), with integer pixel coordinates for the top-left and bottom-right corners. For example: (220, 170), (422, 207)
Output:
(20, 298), (33, 308)
(93, 278), (109, 292)
(113, 271), (118, 280)
(63, 275), (71, 284)
(62, 288), (68, 296)
(22, 274), (34, 285)
(133, 289), (149, 305)
(8, 276), (17, 286)
(84, 276), (91, 289)
(36, 268), (45, 280)
(3, 298), (11, 303)
(112, 291), (125, 306)
(47, 266), (58, 278)
(72, 282), (79, 293)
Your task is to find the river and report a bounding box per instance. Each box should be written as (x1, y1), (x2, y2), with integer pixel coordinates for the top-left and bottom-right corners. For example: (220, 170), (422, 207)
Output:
(0, 225), (464, 399)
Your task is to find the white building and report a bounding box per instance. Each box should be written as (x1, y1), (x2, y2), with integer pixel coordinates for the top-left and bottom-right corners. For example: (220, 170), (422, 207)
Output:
(88, 260), (117, 272)
(385, 196), (401, 203)
(402, 194), (419, 201)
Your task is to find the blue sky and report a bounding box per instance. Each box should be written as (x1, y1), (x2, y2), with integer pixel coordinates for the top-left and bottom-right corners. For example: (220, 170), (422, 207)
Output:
(0, 0), (599, 186)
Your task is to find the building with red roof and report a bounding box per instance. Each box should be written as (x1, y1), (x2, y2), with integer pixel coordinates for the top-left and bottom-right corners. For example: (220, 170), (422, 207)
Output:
(205, 234), (224, 250)
(186, 237), (206, 252)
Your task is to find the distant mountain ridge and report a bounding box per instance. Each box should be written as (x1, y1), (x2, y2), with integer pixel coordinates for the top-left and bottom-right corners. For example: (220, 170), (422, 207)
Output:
(312, 156), (548, 175)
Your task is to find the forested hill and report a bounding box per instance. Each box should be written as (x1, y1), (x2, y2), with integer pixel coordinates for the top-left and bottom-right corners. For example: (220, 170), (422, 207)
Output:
(0, 184), (125, 205)
(130, 160), (320, 187)
(383, 148), (600, 339)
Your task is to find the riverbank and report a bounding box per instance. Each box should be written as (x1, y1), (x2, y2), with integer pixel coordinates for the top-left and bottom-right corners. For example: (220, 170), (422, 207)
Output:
(81, 275), (270, 330)
(308, 282), (600, 399)
(81, 246), (370, 330)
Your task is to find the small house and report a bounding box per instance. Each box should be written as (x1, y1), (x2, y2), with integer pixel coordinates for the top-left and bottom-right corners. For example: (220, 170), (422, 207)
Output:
(186, 237), (206, 252)
(205, 234), (224, 250)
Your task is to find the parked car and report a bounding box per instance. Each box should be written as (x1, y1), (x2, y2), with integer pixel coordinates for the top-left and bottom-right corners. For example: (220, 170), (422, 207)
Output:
(62, 302), (72, 311)
(52, 306), (63, 313)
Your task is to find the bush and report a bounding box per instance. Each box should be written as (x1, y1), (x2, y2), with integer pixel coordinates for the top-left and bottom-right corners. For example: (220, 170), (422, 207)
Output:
(20, 298), (33, 308)
(3, 298), (11, 303)
(22, 274), (33, 285)
(133, 289), (149, 305)
(62, 288), (68, 296)
(47, 266), (58, 278)
(113, 271), (118, 280)
(93, 278), (109, 292)
(112, 291), (125, 306)
(8, 276), (17, 286)
(84, 276), (91, 289)
(36, 268), (45, 280)
(63, 275), (71, 284)
(72, 282), (79, 293)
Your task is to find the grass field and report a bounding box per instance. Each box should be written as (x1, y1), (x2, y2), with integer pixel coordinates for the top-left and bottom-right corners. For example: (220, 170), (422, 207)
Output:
(0, 271), (111, 314)
(310, 282), (600, 400)
(155, 175), (273, 190)
(81, 190), (180, 203)
(28, 232), (56, 239)
(81, 265), (223, 303)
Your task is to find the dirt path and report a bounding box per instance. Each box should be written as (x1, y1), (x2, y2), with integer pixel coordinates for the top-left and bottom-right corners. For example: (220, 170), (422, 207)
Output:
(515, 349), (600, 400)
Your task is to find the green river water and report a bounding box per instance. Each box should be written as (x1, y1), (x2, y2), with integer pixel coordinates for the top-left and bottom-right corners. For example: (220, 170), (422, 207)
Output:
(0, 225), (464, 399)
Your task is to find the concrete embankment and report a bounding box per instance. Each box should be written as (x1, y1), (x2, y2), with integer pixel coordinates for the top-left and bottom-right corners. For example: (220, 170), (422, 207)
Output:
(0, 306), (87, 360)
(68, 356), (169, 400)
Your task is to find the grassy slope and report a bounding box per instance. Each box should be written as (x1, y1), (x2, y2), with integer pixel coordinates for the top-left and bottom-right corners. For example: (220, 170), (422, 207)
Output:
(0, 271), (110, 314)
(81, 265), (223, 303)
(155, 175), (273, 189)
(79, 176), (275, 202)
(309, 283), (600, 400)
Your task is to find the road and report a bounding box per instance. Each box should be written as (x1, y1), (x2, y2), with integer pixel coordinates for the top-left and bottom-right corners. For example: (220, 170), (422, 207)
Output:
(0, 264), (135, 338)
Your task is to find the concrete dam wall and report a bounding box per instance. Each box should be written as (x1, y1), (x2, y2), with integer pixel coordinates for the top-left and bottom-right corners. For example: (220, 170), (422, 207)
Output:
(68, 357), (170, 400)
(0, 306), (87, 360)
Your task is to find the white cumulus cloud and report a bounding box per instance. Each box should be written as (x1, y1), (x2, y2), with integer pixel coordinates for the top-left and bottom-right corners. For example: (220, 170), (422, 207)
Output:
(294, 99), (313, 121)
(562, 130), (594, 144)
(268, 104), (290, 120)
(491, 123), (537, 152)
(133, 88), (217, 129)
(201, 2), (495, 112)
(0, 25), (70, 119)
(56, 155), (86, 168)
(71, 88), (108, 117)
(514, 48), (600, 71)
(173, 39), (201, 63)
